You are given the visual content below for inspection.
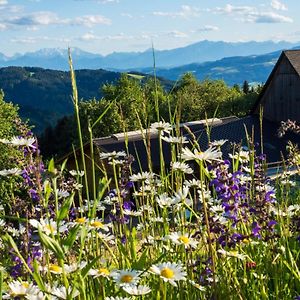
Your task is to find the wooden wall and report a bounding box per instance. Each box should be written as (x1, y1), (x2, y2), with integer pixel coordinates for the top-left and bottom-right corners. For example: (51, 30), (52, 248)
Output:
(257, 55), (300, 123)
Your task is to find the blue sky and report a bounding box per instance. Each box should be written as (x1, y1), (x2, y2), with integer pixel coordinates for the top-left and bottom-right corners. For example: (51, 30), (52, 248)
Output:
(0, 0), (299, 56)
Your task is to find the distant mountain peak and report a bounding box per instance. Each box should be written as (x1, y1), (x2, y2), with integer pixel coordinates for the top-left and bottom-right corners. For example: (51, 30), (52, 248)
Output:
(1, 40), (300, 70)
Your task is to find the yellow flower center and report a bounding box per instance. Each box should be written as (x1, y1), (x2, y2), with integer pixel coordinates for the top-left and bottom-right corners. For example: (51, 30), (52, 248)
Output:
(99, 268), (110, 276)
(75, 217), (86, 224)
(230, 251), (238, 256)
(160, 267), (174, 279)
(243, 238), (250, 244)
(179, 236), (190, 244)
(45, 224), (55, 232)
(120, 274), (133, 283)
(49, 264), (62, 273)
(22, 282), (29, 288)
(90, 221), (103, 228)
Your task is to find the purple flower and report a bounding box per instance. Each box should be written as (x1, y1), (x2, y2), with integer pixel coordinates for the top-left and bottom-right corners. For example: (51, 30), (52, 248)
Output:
(252, 222), (262, 238)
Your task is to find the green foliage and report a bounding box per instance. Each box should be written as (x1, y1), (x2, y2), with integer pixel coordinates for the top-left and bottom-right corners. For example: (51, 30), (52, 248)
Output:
(39, 72), (260, 159)
(171, 73), (245, 121)
(0, 90), (23, 169)
(78, 98), (123, 138)
(0, 67), (122, 134)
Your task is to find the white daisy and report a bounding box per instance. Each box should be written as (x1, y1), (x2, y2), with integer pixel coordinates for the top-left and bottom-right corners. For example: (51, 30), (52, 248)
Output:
(3, 281), (39, 299)
(88, 267), (111, 278)
(97, 232), (115, 245)
(181, 147), (222, 163)
(57, 190), (70, 198)
(210, 139), (228, 147)
(88, 218), (110, 232)
(173, 186), (190, 203)
(99, 151), (126, 160)
(188, 280), (206, 291)
(156, 193), (179, 208)
(122, 284), (151, 296)
(150, 121), (172, 133)
(229, 150), (250, 163)
(0, 136), (36, 148)
(29, 218), (67, 235)
(217, 249), (247, 260)
(69, 170), (85, 177)
(123, 209), (142, 217)
(150, 262), (186, 286)
(25, 291), (45, 300)
(171, 162), (193, 174)
(168, 232), (198, 249)
(111, 269), (141, 287)
(161, 135), (189, 144)
(184, 179), (202, 188)
(130, 171), (154, 182)
(105, 297), (132, 300)
(50, 286), (80, 299)
(0, 168), (22, 176)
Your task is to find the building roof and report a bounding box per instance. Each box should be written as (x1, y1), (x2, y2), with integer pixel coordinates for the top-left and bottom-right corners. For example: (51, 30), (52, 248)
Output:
(251, 49), (300, 114)
(192, 115), (300, 163)
(95, 115), (300, 172)
(284, 50), (300, 76)
(94, 117), (238, 171)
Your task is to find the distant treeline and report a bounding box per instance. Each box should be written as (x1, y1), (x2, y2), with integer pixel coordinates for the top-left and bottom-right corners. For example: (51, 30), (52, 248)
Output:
(38, 73), (261, 158)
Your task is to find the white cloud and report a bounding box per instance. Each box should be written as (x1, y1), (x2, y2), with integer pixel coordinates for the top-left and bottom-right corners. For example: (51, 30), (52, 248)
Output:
(106, 33), (134, 40)
(6, 12), (66, 26)
(214, 4), (253, 15)
(249, 11), (292, 23)
(1, 11), (111, 30)
(167, 30), (188, 38)
(121, 13), (133, 18)
(80, 32), (101, 41)
(10, 36), (71, 44)
(98, 0), (119, 3)
(197, 25), (219, 32)
(79, 32), (134, 42)
(212, 3), (292, 23)
(0, 23), (6, 30)
(153, 5), (201, 19)
(0, 0), (8, 5)
(271, 0), (287, 11)
(72, 15), (111, 27)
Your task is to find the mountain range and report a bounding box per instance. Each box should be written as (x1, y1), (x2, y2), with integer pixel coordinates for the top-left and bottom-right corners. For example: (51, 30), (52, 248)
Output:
(135, 50), (284, 86)
(0, 40), (299, 70)
(1, 40), (300, 134)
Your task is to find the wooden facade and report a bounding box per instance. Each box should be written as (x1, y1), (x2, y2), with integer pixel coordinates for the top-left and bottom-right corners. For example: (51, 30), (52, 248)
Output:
(252, 50), (300, 123)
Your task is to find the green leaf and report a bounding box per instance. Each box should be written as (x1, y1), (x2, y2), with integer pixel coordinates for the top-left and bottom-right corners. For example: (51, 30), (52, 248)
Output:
(48, 158), (56, 174)
(38, 229), (65, 260)
(58, 193), (74, 221)
(63, 224), (80, 250)
(132, 248), (148, 270)
(81, 255), (102, 279)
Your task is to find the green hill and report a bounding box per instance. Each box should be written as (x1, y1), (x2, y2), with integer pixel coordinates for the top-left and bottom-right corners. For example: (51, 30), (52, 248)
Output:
(0, 67), (122, 133)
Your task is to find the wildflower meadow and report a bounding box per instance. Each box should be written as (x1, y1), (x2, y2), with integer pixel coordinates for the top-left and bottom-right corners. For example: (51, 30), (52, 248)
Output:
(0, 54), (300, 300)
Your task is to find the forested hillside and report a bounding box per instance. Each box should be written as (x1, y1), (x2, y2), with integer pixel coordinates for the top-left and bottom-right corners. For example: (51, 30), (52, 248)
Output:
(39, 73), (260, 158)
(0, 67), (121, 133)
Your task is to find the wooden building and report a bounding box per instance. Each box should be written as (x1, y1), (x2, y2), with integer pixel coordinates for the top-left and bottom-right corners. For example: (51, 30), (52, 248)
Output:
(252, 50), (300, 122)
(60, 50), (300, 182)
